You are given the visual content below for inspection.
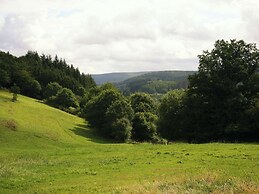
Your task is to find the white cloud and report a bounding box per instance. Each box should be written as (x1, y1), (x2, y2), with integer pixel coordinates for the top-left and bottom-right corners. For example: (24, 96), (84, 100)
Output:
(0, 0), (259, 74)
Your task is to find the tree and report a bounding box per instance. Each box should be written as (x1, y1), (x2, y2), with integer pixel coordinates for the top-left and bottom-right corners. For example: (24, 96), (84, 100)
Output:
(27, 79), (42, 98)
(111, 118), (132, 142)
(54, 88), (78, 108)
(106, 98), (134, 122)
(130, 93), (158, 114)
(10, 84), (20, 102)
(184, 39), (259, 142)
(83, 88), (122, 134)
(105, 98), (134, 141)
(0, 69), (10, 88)
(132, 112), (158, 141)
(158, 89), (186, 140)
(43, 82), (63, 99)
(130, 92), (159, 142)
(82, 85), (134, 141)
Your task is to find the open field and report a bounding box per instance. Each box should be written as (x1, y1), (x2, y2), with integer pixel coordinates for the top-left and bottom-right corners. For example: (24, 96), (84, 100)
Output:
(0, 90), (259, 193)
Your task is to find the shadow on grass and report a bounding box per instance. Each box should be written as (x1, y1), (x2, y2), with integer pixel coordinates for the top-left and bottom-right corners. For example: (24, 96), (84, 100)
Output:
(70, 123), (113, 144)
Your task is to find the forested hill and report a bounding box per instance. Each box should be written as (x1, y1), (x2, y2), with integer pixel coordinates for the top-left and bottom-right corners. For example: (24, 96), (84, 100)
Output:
(115, 71), (196, 94)
(92, 72), (148, 85)
(0, 51), (96, 99)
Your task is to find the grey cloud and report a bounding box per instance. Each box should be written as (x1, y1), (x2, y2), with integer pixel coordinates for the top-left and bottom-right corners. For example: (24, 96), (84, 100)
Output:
(0, 0), (259, 74)
(0, 14), (29, 52)
(75, 10), (158, 46)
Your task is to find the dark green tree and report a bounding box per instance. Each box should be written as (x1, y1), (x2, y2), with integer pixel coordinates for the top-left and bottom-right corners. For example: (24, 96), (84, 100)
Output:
(184, 39), (259, 142)
(129, 93), (159, 141)
(0, 69), (10, 88)
(83, 88), (122, 134)
(106, 98), (134, 122)
(105, 98), (134, 141)
(132, 112), (158, 141)
(158, 89), (186, 140)
(111, 118), (132, 142)
(43, 82), (63, 99)
(27, 79), (42, 98)
(130, 93), (158, 114)
(10, 84), (20, 102)
(54, 88), (78, 108)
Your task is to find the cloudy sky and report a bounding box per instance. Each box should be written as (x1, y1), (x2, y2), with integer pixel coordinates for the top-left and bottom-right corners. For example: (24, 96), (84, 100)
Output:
(0, 0), (259, 74)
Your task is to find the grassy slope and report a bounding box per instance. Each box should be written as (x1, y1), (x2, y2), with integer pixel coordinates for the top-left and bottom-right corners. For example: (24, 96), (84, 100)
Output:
(0, 90), (259, 193)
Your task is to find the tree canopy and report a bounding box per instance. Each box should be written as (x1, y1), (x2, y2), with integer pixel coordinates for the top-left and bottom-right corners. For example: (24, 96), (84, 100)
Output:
(184, 39), (259, 142)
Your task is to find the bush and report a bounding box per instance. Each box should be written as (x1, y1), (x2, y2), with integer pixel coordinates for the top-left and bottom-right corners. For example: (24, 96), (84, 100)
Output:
(132, 112), (158, 142)
(55, 88), (78, 108)
(66, 106), (80, 115)
(130, 93), (158, 114)
(44, 82), (62, 99)
(10, 84), (20, 102)
(83, 88), (122, 135)
(111, 118), (132, 142)
(158, 89), (186, 140)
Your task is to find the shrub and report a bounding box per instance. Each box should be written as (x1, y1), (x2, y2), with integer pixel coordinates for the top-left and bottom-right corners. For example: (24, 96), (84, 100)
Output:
(132, 112), (158, 142)
(44, 82), (62, 99)
(111, 118), (132, 142)
(55, 88), (78, 108)
(10, 84), (20, 102)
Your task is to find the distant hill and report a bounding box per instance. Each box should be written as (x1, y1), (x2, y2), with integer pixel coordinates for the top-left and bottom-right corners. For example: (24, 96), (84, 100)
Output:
(115, 71), (196, 94)
(92, 72), (148, 85)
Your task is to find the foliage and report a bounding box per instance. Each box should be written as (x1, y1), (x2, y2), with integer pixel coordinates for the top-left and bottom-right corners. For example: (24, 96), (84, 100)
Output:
(132, 112), (158, 141)
(83, 87), (122, 134)
(93, 72), (146, 85)
(27, 79), (42, 98)
(106, 98), (134, 141)
(130, 93), (158, 114)
(184, 39), (259, 142)
(10, 84), (20, 102)
(82, 85), (135, 142)
(129, 92), (159, 141)
(53, 88), (79, 108)
(158, 89), (186, 140)
(12, 69), (42, 98)
(106, 98), (134, 122)
(115, 71), (195, 94)
(0, 50), (96, 99)
(43, 82), (63, 99)
(0, 69), (10, 87)
(111, 117), (132, 142)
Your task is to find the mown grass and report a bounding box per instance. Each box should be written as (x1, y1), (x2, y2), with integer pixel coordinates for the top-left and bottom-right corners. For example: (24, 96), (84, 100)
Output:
(0, 90), (258, 193)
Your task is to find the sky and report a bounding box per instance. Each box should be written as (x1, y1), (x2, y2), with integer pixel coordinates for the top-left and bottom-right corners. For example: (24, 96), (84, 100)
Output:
(0, 0), (259, 74)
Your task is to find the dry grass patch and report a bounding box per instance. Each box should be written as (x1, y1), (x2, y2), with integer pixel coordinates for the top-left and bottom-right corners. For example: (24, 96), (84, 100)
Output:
(1, 119), (17, 131)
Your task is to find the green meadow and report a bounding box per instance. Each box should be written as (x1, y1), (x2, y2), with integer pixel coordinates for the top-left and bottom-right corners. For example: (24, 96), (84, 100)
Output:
(0, 90), (258, 193)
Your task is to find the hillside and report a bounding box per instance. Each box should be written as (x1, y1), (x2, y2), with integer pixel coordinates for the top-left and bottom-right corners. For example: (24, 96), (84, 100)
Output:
(0, 90), (258, 193)
(116, 71), (196, 94)
(0, 90), (104, 147)
(92, 72), (148, 85)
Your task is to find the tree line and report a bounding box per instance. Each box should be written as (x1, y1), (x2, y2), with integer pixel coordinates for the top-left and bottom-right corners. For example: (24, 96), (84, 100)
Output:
(1, 39), (258, 143)
(115, 71), (194, 94)
(0, 50), (96, 113)
(0, 50), (95, 99)
(82, 40), (259, 143)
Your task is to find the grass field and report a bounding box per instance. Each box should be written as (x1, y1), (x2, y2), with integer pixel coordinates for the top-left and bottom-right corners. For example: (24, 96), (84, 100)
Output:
(0, 90), (259, 193)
